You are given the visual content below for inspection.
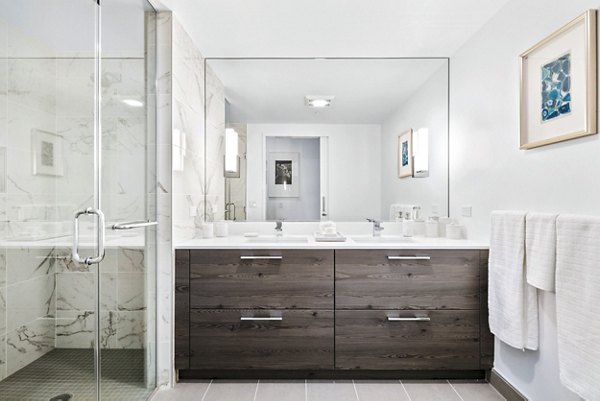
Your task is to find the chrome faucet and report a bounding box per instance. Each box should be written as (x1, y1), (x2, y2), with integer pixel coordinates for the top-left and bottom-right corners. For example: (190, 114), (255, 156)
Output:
(366, 218), (384, 237)
(275, 220), (283, 236)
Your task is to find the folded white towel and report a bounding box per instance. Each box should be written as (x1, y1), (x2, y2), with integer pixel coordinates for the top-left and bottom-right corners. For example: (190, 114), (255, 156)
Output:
(556, 215), (600, 401)
(526, 213), (558, 292)
(489, 211), (539, 350)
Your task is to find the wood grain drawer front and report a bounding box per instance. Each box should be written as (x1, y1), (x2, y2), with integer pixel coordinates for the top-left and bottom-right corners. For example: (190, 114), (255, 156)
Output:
(336, 310), (480, 370)
(190, 250), (334, 309)
(336, 250), (480, 310)
(189, 309), (334, 370)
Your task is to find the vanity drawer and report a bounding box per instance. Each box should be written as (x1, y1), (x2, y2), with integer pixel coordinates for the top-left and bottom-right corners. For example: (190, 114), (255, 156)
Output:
(335, 249), (480, 310)
(189, 309), (334, 370)
(335, 310), (480, 370)
(190, 250), (334, 309)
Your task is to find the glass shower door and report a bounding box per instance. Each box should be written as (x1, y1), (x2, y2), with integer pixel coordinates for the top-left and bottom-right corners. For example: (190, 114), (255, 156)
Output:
(98, 0), (157, 399)
(0, 0), (157, 399)
(0, 0), (99, 399)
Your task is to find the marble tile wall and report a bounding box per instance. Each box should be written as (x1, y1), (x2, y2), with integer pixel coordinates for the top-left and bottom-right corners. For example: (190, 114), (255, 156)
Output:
(53, 247), (147, 350)
(172, 18), (207, 242)
(205, 65), (226, 222)
(155, 11), (174, 386)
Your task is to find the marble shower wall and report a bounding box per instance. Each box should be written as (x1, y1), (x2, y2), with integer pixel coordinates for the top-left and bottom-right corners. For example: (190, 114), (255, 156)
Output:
(0, 248), (56, 381)
(53, 247), (146, 350)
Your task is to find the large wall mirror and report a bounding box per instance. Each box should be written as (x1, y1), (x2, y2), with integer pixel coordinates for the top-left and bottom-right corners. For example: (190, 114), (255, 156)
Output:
(204, 58), (449, 222)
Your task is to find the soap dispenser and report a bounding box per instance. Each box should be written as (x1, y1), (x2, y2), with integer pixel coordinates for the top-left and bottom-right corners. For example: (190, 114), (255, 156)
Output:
(412, 206), (425, 236)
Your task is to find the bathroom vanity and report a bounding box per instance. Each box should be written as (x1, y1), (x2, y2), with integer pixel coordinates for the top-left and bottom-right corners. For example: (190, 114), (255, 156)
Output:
(174, 237), (492, 380)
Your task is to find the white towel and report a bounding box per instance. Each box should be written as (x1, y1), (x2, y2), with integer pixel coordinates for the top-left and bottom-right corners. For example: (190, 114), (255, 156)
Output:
(526, 213), (558, 292)
(489, 211), (539, 350)
(556, 215), (600, 401)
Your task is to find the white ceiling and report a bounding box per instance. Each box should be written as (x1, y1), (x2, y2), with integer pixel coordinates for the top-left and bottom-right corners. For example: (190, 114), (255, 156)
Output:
(211, 58), (447, 124)
(159, 0), (510, 58)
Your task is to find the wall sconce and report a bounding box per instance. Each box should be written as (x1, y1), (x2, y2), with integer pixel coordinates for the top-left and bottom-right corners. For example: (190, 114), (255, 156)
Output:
(224, 128), (240, 178)
(413, 127), (429, 178)
(173, 129), (186, 172)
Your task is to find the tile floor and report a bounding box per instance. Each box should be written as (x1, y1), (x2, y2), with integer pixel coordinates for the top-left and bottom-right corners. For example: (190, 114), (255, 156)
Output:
(0, 349), (154, 401)
(152, 379), (506, 401)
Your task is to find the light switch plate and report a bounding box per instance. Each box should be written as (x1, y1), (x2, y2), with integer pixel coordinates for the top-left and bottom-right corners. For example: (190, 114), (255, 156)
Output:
(461, 205), (472, 217)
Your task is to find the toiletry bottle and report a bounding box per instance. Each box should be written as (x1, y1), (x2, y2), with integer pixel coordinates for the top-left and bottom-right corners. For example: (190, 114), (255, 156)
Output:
(403, 212), (414, 237)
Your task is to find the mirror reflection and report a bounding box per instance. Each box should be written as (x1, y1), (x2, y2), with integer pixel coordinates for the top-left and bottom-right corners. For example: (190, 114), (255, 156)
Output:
(207, 58), (449, 222)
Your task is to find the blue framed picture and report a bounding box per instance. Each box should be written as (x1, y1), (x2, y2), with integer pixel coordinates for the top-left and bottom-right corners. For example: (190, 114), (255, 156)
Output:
(520, 10), (597, 149)
(397, 129), (413, 178)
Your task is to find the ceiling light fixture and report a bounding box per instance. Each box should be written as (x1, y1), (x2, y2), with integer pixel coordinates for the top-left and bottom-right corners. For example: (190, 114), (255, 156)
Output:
(305, 95), (334, 108)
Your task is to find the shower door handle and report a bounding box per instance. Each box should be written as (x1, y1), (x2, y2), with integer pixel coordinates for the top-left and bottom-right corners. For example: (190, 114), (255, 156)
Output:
(112, 220), (158, 230)
(73, 207), (106, 266)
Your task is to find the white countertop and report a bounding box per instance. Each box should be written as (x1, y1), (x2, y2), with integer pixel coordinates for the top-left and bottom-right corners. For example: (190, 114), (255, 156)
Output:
(176, 235), (489, 250)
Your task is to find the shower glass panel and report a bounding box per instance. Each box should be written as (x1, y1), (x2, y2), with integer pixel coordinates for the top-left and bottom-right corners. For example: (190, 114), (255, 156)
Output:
(0, 0), (157, 400)
(99, 0), (157, 399)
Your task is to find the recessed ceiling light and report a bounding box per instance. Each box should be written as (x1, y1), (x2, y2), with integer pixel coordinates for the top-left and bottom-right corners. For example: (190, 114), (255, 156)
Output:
(122, 99), (144, 107)
(305, 95), (334, 108)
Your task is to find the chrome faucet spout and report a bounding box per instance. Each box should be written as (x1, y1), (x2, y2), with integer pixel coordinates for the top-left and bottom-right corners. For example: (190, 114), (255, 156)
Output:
(275, 220), (283, 236)
(366, 218), (384, 237)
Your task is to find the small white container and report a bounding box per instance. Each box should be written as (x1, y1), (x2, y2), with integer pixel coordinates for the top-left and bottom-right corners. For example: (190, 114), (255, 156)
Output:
(202, 223), (214, 239)
(413, 220), (426, 236)
(446, 224), (463, 240)
(425, 220), (439, 237)
(438, 217), (453, 237)
(214, 221), (228, 237)
(402, 219), (414, 237)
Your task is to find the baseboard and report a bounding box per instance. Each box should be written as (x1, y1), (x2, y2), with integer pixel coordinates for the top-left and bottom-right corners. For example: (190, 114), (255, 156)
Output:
(488, 369), (528, 401)
(178, 369), (487, 381)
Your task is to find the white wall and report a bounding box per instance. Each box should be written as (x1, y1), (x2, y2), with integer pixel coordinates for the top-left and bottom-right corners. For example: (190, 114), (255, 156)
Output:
(246, 124), (381, 222)
(381, 65), (448, 219)
(450, 1), (600, 400)
(265, 137), (321, 221)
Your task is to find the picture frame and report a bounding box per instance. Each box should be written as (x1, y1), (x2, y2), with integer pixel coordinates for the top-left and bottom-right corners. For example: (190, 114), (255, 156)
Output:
(31, 129), (64, 176)
(267, 152), (300, 197)
(397, 129), (413, 178)
(520, 10), (597, 149)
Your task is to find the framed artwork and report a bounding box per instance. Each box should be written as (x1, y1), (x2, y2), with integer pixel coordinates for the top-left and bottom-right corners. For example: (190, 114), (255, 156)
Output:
(397, 129), (413, 178)
(520, 10), (597, 149)
(267, 152), (300, 197)
(31, 129), (64, 176)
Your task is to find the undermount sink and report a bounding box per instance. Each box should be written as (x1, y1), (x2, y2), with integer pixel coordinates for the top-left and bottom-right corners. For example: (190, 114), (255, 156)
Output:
(351, 236), (413, 243)
(246, 235), (309, 244)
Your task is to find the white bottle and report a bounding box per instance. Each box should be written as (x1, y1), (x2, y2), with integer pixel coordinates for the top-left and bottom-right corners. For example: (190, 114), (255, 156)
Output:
(402, 212), (414, 237)
(425, 219), (439, 237)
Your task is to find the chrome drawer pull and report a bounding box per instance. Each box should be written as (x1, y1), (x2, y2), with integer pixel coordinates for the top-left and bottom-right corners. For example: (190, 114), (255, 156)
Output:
(240, 317), (283, 321)
(240, 256), (283, 260)
(387, 316), (431, 322)
(387, 256), (431, 260)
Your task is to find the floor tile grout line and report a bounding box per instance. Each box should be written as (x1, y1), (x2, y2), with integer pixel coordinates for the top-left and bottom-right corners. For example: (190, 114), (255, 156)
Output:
(352, 379), (360, 401)
(399, 379), (413, 401)
(305, 379), (308, 401)
(447, 380), (465, 401)
(200, 379), (212, 401)
(252, 379), (260, 401)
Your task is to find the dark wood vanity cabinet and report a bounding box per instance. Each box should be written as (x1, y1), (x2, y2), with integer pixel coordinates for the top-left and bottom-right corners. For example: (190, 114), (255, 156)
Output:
(177, 249), (335, 371)
(175, 248), (492, 377)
